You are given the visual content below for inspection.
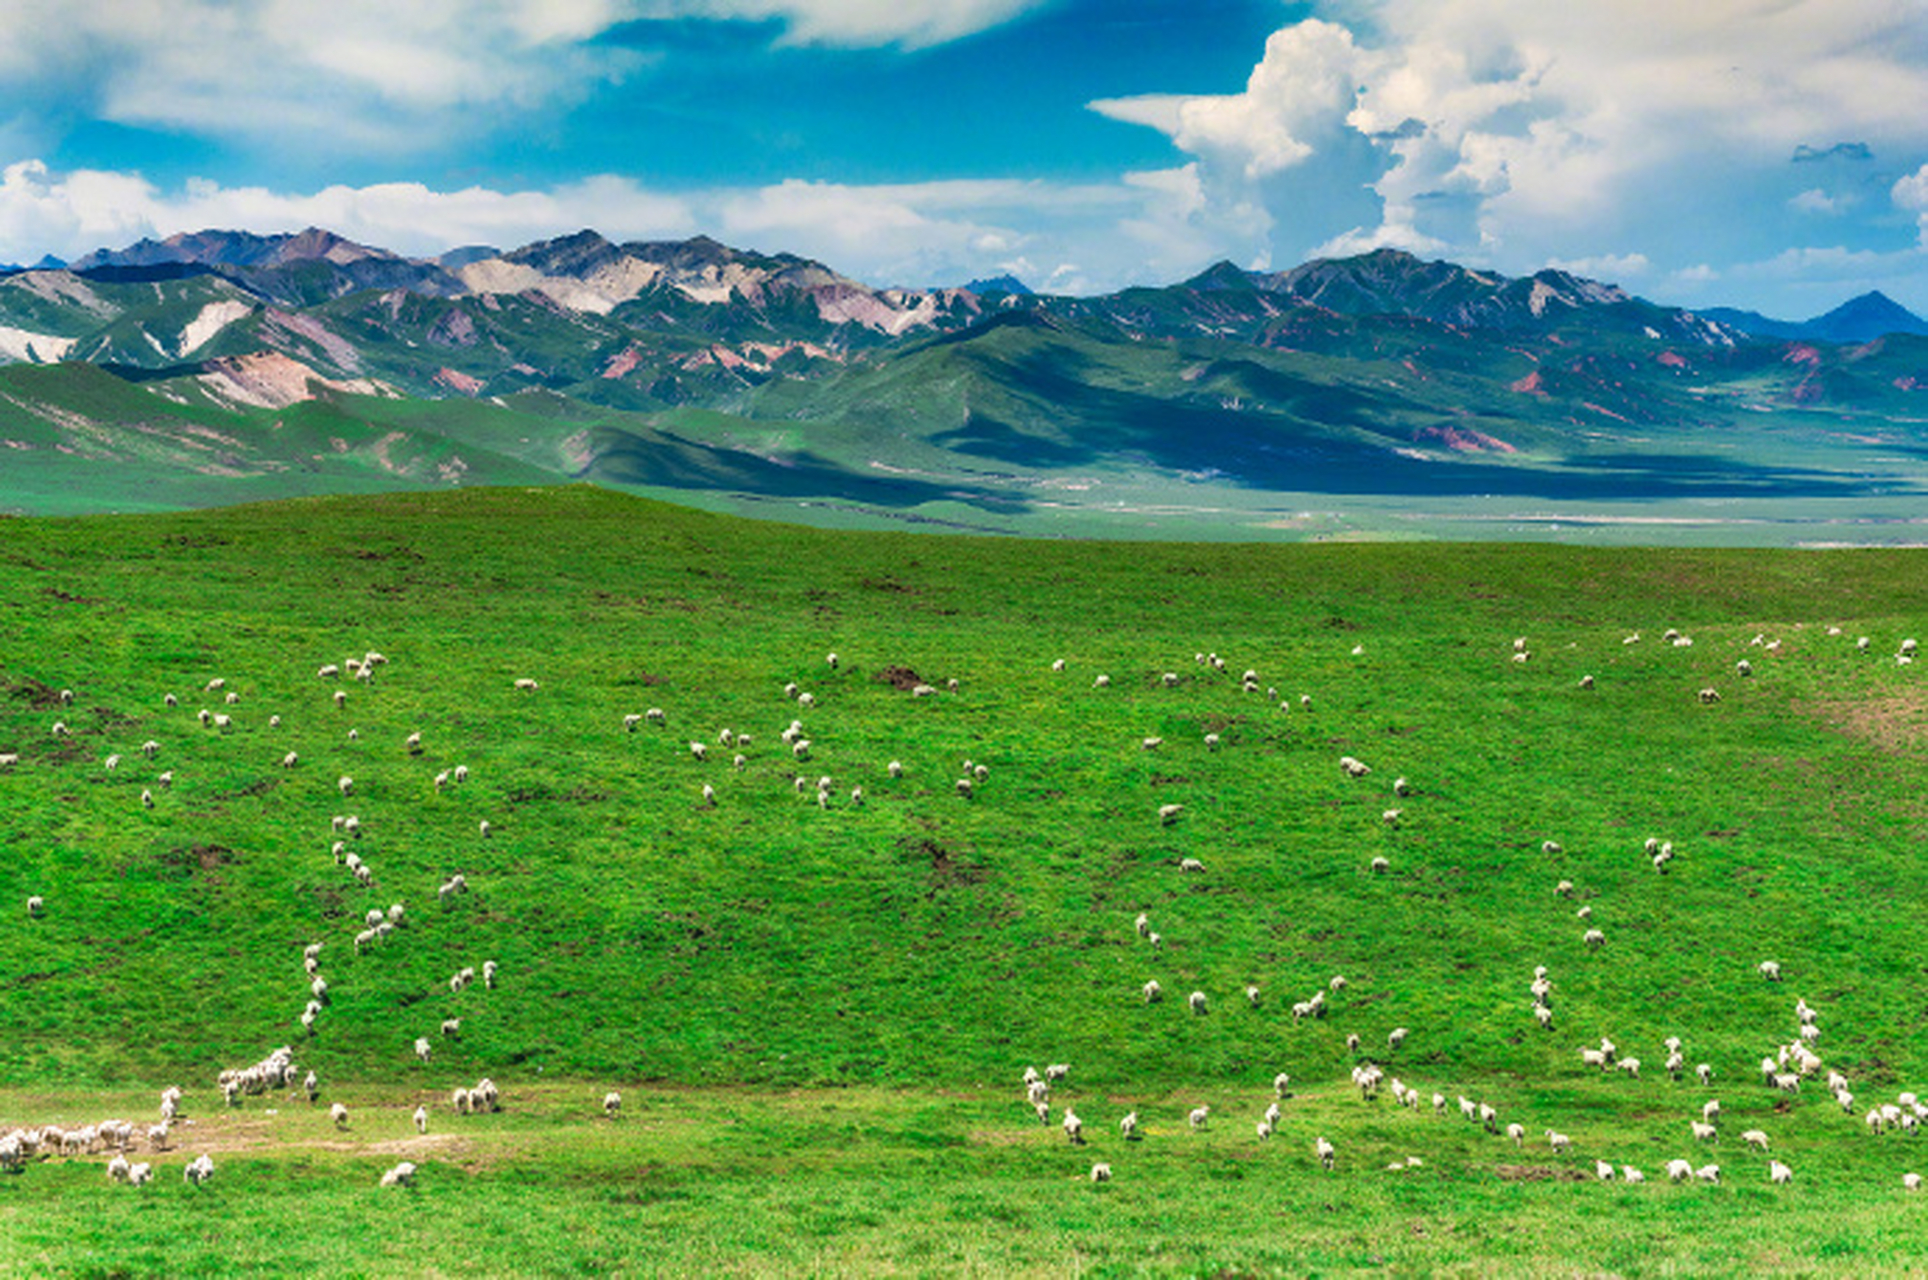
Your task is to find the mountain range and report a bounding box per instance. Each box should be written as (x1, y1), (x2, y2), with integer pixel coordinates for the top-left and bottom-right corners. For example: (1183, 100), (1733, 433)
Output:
(0, 226), (1924, 540)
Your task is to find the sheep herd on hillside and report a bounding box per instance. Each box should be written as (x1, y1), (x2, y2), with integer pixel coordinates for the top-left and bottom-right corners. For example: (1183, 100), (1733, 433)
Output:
(2, 620), (1924, 1204)
(1013, 628), (1927, 1192)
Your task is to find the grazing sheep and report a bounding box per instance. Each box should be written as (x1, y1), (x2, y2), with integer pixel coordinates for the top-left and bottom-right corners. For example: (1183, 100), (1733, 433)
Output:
(1507, 1123), (1525, 1147)
(1546, 1130), (1571, 1153)
(1141, 737), (1163, 751)
(1143, 980), (1163, 1004)
(1388, 1027), (1409, 1050)
(1089, 1162), (1111, 1183)
(1579, 674), (1595, 689)
(1692, 1121), (1718, 1143)
(478, 820), (491, 839)
(1093, 675), (1111, 689)
(1584, 928), (1606, 950)
(414, 1038), (432, 1063)
(1315, 1137), (1335, 1170)
(1274, 1073), (1292, 1098)
(1120, 1111), (1138, 1140)
(604, 1091), (622, 1118)
(1698, 1063), (1714, 1087)
(1189, 991), (1208, 1015)
(1189, 1106), (1210, 1131)
(1158, 803), (1184, 825)
(1246, 985), (1261, 1008)
(1062, 1109), (1084, 1144)
(330, 1103), (349, 1130)
(1179, 857), (1205, 874)
(1339, 756), (1371, 777)
(1698, 687), (1721, 704)
(1695, 1164), (1722, 1185)
(1369, 856), (1390, 874)
(1905, 1173), (1921, 1191)
(1758, 960), (1782, 982)
(1741, 1129), (1769, 1151)
(380, 1161), (416, 1188)
(1595, 1160), (1615, 1182)
(413, 1106), (429, 1134)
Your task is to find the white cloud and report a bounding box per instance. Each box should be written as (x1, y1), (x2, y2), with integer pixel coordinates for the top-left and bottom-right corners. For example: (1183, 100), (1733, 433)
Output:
(1091, 1), (1928, 302)
(0, 0), (1048, 160)
(1790, 188), (1849, 216)
(1544, 252), (1651, 280)
(649, 0), (1052, 47)
(1898, 163), (1928, 245)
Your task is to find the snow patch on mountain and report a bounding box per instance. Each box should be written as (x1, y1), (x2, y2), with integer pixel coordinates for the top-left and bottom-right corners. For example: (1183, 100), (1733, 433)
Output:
(0, 324), (75, 363)
(178, 300), (254, 357)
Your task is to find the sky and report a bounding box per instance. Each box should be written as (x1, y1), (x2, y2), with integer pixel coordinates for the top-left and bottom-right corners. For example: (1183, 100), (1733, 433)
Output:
(2, 0), (1926, 317)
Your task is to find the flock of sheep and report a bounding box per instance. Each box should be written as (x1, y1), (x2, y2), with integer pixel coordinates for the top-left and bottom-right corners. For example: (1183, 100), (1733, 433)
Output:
(1010, 630), (1926, 1193)
(3, 615), (1923, 1210)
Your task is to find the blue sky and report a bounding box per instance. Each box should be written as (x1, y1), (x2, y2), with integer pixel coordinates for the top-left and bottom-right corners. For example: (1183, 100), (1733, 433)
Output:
(2, 0), (1926, 317)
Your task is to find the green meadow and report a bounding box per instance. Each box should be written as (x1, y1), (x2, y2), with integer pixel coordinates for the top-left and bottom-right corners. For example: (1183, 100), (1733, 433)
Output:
(1, 484), (1926, 1275)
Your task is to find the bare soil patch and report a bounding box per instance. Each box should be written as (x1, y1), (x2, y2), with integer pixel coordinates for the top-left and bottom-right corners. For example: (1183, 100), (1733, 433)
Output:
(1798, 694), (1928, 753)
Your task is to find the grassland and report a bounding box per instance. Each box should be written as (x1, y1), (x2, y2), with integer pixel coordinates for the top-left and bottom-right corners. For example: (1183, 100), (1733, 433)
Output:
(2, 484), (1927, 1275)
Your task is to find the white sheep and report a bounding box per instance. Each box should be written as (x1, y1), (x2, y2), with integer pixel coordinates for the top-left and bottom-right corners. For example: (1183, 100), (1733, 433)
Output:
(1089, 1162), (1111, 1183)
(1189, 990), (1208, 1015)
(1315, 1136), (1335, 1170)
(1179, 857), (1205, 874)
(1093, 674), (1111, 688)
(414, 1037), (432, 1063)
(1741, 1129), (1769, 1151)
(413, 1105), (429, 1134)
(1158, 803), (1184, 825)
(184, 1154), (214, 1186)
(1274, 1072), (1292, 1098)
(330, 1102), (349, 1130)
(1142, 980), (1162, 1004)
(380, 1161), (416, 1188)
(1546, 1130), (1571, 1153)
(1339, 756), (1371, 777)
(1188, 1106), (1210, 1131)
(604, 1091), (622, 1118)
(1758, 960), (1782, 981)
(1062, 1109), (1083, 1145)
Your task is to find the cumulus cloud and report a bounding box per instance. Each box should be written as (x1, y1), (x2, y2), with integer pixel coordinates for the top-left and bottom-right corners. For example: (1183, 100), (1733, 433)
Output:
(1091, 1), (1928, 292)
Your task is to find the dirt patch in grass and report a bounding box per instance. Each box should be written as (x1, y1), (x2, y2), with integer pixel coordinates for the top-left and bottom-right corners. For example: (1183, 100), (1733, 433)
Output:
(1495, 1164), (1587, 1182)
(1798, 694), (1928, 753)
(876, 665), (924, 691)
(899, 837), (985, 894)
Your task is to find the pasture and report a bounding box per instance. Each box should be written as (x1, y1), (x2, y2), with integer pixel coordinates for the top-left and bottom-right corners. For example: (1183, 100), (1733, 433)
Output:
(2, 484), (1926, 1275)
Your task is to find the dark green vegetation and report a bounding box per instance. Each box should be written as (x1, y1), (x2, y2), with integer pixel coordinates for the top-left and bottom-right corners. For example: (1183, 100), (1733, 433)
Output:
(1, 486), (1927, 1273)
(5, 236), (1927, 540)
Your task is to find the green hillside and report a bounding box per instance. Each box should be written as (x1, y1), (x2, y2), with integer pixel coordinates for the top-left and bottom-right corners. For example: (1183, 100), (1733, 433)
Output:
(1, 487), (1926, 1271)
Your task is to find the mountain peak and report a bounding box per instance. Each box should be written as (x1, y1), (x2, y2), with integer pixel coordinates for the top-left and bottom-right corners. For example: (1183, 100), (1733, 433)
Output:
(1184, 260), (1256, 291)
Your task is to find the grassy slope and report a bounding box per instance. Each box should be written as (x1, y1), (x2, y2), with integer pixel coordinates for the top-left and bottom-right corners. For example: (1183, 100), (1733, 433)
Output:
(1, 486), (1926, 1273)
